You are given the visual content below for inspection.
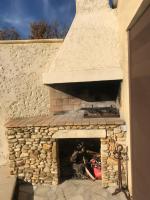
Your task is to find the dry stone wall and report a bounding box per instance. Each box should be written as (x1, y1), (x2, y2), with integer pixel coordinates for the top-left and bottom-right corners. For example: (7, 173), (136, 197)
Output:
(0, 40), (62, 165)
(6, 123), (127, 187)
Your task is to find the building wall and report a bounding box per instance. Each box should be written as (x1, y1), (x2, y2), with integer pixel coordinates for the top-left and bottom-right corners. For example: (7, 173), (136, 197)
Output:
(117, 0), (148, 194)
(0, 40), (62, 165)
(129, 6), (150, 199)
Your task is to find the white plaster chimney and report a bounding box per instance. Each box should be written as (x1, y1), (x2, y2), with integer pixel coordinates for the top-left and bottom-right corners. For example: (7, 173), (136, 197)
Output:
(43, 0), (122, 84)
(76, 0), (109, 12)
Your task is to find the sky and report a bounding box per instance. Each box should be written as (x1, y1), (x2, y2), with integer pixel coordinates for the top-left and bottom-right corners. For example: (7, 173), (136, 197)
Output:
(0, 0), (76, 38)
(0, 0), (113, 38)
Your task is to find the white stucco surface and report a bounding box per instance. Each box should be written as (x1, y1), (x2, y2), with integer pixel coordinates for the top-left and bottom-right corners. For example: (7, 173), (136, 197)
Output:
(0, 40), (62, 165)
(43, 0), (122, 84)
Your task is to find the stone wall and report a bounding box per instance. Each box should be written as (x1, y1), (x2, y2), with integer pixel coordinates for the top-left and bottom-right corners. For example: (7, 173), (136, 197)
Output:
(0, 40), (63, 165)
(6, 123), (127, 187)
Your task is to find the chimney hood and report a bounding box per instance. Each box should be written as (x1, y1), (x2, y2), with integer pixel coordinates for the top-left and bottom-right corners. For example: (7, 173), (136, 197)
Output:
(43, 0), (122, 84)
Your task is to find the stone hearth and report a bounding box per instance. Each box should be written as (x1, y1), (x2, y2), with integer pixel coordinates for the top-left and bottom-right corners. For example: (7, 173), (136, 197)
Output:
(6, 116), (127, 187)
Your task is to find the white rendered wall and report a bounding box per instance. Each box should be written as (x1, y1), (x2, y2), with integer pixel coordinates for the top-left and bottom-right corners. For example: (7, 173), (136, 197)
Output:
(0, 40), (62, 165)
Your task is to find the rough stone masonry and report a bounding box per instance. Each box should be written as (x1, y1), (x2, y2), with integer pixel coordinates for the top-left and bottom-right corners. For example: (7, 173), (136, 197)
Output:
(6, 118), (127, 187)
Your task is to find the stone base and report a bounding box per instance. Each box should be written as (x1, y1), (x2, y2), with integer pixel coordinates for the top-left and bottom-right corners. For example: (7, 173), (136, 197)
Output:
(6, 123), (127, 187)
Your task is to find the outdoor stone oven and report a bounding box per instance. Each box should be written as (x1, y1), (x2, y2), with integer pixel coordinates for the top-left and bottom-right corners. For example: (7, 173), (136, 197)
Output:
(5, 0), (127, 189)
(6, 116), (127, 187)
(44, 77), (125, 187)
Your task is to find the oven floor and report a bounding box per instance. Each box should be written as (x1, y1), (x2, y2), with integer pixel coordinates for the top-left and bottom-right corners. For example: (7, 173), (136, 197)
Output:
(16, 180), (127, 200)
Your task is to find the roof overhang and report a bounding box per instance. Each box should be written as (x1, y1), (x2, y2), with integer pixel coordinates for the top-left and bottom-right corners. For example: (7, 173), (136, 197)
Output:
(43, 67), (123, 84)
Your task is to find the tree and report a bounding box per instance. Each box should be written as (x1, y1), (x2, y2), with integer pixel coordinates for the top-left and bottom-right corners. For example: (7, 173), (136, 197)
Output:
(0, 28), (20, 40)
(60, 25), (69, 39)
(46, 22), (69, 38)
(29, 21), (48, 39)
(45, 21), (61, 38)
(29, 21), (68, 39)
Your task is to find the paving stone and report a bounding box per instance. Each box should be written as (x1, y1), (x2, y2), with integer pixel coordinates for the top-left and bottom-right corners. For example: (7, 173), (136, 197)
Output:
(32, 180), (127, 200)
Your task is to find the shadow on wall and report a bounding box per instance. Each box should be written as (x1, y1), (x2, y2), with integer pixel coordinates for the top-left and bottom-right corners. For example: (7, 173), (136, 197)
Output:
(50, 81), (121, 102)
(0, 105), (9, 165)
(13, 179), (34, 200)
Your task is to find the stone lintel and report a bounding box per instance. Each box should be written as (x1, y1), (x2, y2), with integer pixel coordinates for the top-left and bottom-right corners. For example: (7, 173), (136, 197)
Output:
(43, 69), (123, 84)
(52, 129), (106, 139)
